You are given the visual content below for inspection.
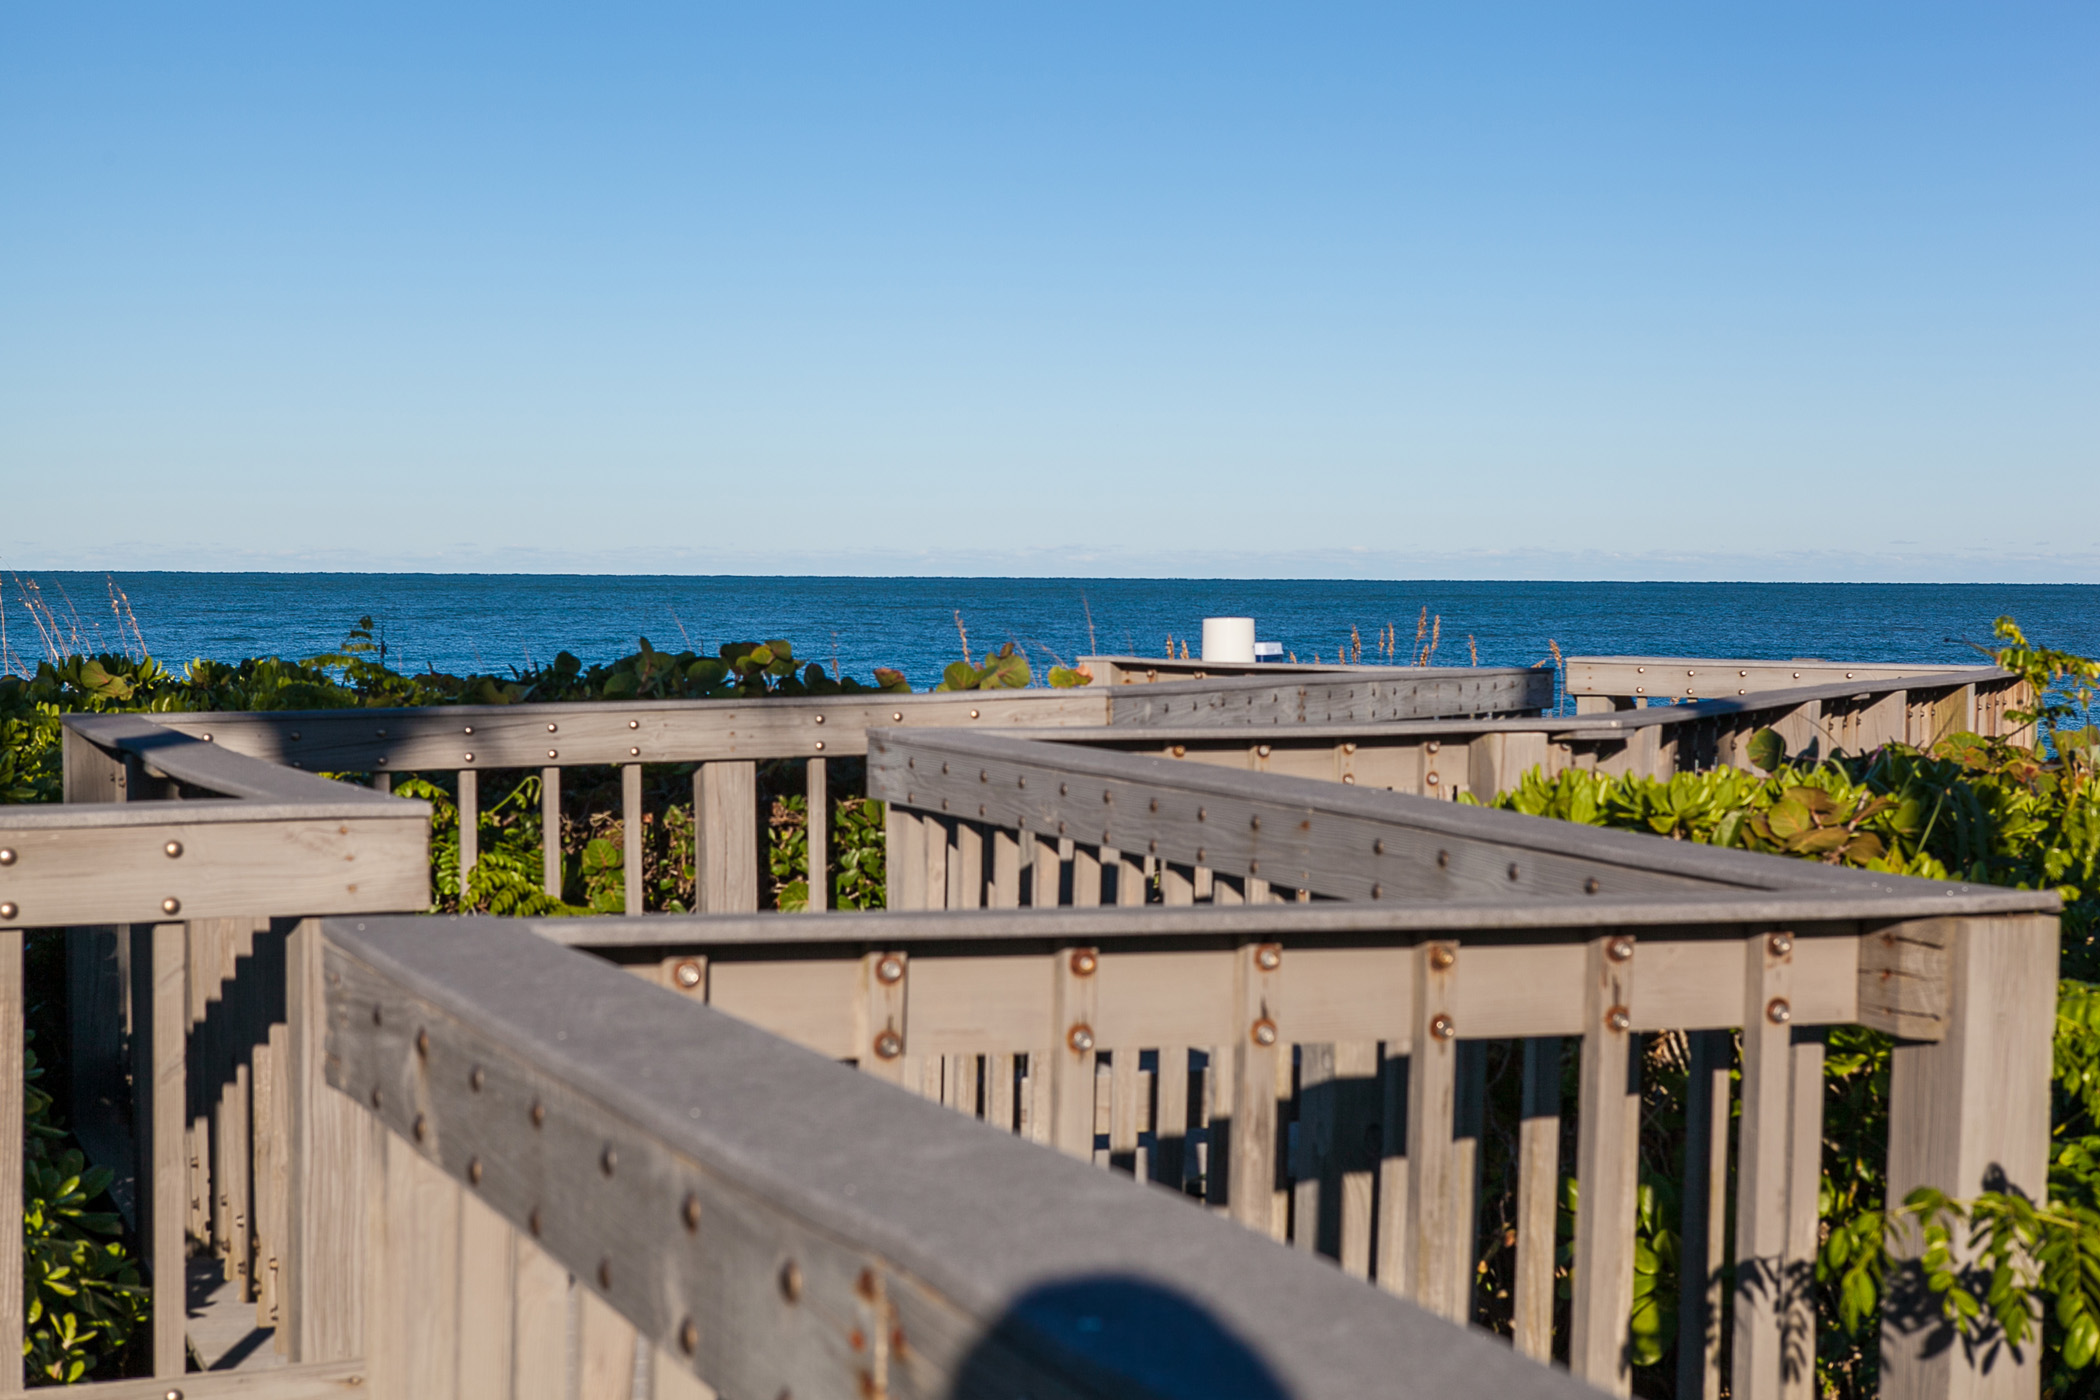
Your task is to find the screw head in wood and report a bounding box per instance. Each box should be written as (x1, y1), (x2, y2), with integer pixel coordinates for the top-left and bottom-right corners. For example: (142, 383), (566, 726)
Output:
(1255, 944), (1282, 972)
(164, 840), (183, 858)
(1343, 773), (1356, 784)
(873, 1029), (905, 1060)
(969, 708), (980, 718)
(1605, 1006), (1631, 1032)
(369, 1087), (383, 1109)
(469, 1066), (485, 1091)
(893, 711), (903, 721)
(1426, 772), (1441, 786)
(1257, 744), (1271, 758)
(0, 848), (13, 865)
(1436, 849), (1449, 867)
(875, 955), (905, 984)
(1426, 740), (1441, 755)
(674, 959), (704, 989)
(1607, 936), (1635, 963)
(529, 1207), (543, 1237)
(467, 1157), (483, 1185)
(598, 1259), (612, 1289)
(1767, 997), (1793, 1025)
(814, 740), (825, 751)
(1250, 1018), (1278, 1047)
(548, 750), (558, 760)
(1585, 877), (1600, 894)
(1066, 1023), (1095, 1053)
(679, 1317), (698, 1354)
(162, 896), (181, 915)
(629, 719), (640, 729)
(1767, 933), (1794, 957)
(601, 1145), (617, 1176)
(372, 1003), (384, 1026)
(462, 725), (474, 735)
(1171, 745), (1186, 758)
(164, 1390), (183, 1400)
(547, 722), (558, 732)
(463, 752), (474, 762)
(530, 1100), (546, 1127)
(779, 1260), (803, 1302)
(416, 1029), (430, 1058)
(629, 747), (640, 757)
(1429, 1014), (1457, 1041)
(413, 1115), (428, 1142)
(1371, 883), (1383, 898)
(682, 1194), (701, 1232)
(1069, 949), (1098, 977)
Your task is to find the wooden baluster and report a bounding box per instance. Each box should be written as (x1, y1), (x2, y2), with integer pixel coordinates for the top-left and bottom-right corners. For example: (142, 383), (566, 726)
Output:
(1677, 1029), (1732, 1400)
(0, 927), (21, 1389)
(372, 771), (391, 794)
(578, 1266), (639, 1400)
(456, 1187), (516, 1394)
(621, 762), (644, 915)
(1294, 1042), (1336, 1257)
(1049, 948), (1100, 1159)
(1334, 1040), (1379, 1279)
(255, 1013), (291, 1339)
(540, 765), (562, 900)
(1406, 942), (1463, 1315)
(130, 921), (188, 1377)
(1109, 1047), (1141, 1173)
(1230, 942), (1285, 1240)
(990, 828), (1021, 908)
(1883, 913), (2056, 1400)
(1115, 849), (1147, 906)
(924, 816), (951, 911)
(953, 819), (984, 911)
(1031, 834), (1064, 907)
(511, 1231), (571, 1400)
(1572, 934), (1640, 1396)
(1152, 1046), (1190, 1191)
(1071, 844), (1103, 907)
(1161, 862), (1195, 906)
(885, 807), (924, 911)
(1375, 1042), (1410, 1296)
(1782, 1029), (1826, 1400)
(285, 917), (368, 1364)
(458, 769), (479, 888)
(1734, 932), (1794, 1400)
(1514, 1036), (1563, 1362)
(805, 757), (828, 911)
(695, 760), (759, 912)
(857, 951), (909, 1086)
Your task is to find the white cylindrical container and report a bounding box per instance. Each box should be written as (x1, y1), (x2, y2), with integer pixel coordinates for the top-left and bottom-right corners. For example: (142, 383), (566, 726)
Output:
(1201, 617), (1256, 665)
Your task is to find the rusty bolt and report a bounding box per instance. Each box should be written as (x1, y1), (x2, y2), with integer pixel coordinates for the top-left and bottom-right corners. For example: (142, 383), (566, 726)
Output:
(1371, 883), (1383, 898)
(0, 902), (15, 921)
(779, 1260), (803, 1303)
(857, 1268), (878, 1300)
(674, 959), (704, 989)
(164, 840), (183, 858)
(679, 1317), (698, 1354)
(547, 722), (558, 732)
(162, 897), (182, 915)
(416, 1028), (430, 1058)
(1767, 933), (1794, 957)
(1069, 949), (1098, 977)
(412, 1115), (428, 1142)
(1436, 849), (1450, 868)
(1067, 1023), (1095, 1053)
(1606, 1006), (1632, 1032)
(601, 1145), (618, 1177)
(1250, 814), (1262, 830)
(873, 1029), (905, 1060)
(875, 955), (905, 984)
(1506, 862), (1520, 881)
(0, 848), (13, 865)
(629, 719), (640, 730)
(369, 1087), (383, 1109)
(1426, 772), (1441, 786)
(467, 1157), (483, 1185)
(1607, 936), (1635, 963)
(1585, 877), (1600, 894)
(1255, 944), (1282, 971)
(1767, 997), (1793, 1025)
(1257, 744), (1272, 758)
(1428, 944), (1456, 971)
(682, 1194), (701, 1232)
(469, 1065), (485, 1092)
(1250, 1018), (1279, 1048)
(530, 1100), (546, 1128)
(1429, 1014), (1457, 1041)
(372, 1003), (384, 1026)
(529, 1207), (543, 1237)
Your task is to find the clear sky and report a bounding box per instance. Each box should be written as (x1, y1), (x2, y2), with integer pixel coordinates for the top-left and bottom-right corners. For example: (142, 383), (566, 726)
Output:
(2, 5), (2094, 580)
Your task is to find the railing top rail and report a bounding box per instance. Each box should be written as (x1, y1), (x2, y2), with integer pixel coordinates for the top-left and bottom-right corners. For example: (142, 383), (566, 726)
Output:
(527, 881), (2054, 951)
(1563, 655), (2003, 696)
(870, 727), (1981, 901)
(1080, 653), (1462, 677)
(325, 912), (1596, 1400)
(64, 713), (419, 808)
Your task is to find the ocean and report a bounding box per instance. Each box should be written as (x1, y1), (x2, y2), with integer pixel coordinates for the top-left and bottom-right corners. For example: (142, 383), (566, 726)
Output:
(7, 573), (2097, 696)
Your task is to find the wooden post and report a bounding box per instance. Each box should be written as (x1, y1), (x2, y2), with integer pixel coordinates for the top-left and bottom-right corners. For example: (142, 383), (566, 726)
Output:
(1572, 934), (1640, 1397)
(1049, 948), (1100, 1159)
(1783, 1029), (1826, 1400)
(1407, 940), (1463, 1317)
(540, 765), (562, 900)
(1375, 1044), (1410, 1297)
(989, 828), (1021, 909)
(1883, 914), (2057, 1400)
(1514, 1036), (1562, 1363)
(1677, 1029), (1732, 1400)
(806, 757), (829, 912)
(1152, 1046), (1190, 1192)
(1230, 942), (1284, 1241)
(1736, 931), (1794, 1400)
(458, 768), (479, 889)
(856, 951), (909, 1087)
(621, 762), (644, 915)
(61, 727), (126, 1168)
(130, 922), (188, 1377)
(695, 760), (759, 912)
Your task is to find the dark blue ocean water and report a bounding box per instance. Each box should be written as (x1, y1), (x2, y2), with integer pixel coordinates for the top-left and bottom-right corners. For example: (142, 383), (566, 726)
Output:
(7, 574), (2097, 694)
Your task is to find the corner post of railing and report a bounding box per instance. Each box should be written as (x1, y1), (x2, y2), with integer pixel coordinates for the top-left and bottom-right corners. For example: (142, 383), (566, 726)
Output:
(1882, 913), (2057, 1400)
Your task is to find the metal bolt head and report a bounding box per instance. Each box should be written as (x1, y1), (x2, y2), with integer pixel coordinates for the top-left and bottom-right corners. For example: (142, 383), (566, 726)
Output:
(530, 1100), (546, 1128)
(0, 848), (13, 865)
(629, 719), (640, 729)
(1066, 1023), (1095, 1053)
(1767, 997), (1793, 1025)
(674, 958), (704, 989)
(1605, 1006), (1632, 1033)
(1255, 944), (1282, 972)
(0, 903), (15, 921)
(601, 1146), (618, 1176)
(682, 1194), (701, 1233)
(1506, 862), (1520, 881)
(679, 1317), (699, 1354)
(548, 750), (559, 760)
(162, 896), (181, 915)
(1607, 936), (1635, 963)
(463, 725), (474, 735)
(1429, 1013), (1457, 1041)
(1257, 744), (1271, 758)
(873, 1029), (905, 1060)
(548, 722), (558, 732)
(529, 1207), (543, 1237)
(779, 1260), (804, 1302)
(1069, 949), (1098, 977)
(463, 752), (474, 762)
(814, 740), (825, 751)
(893, 711), (903, 721)
(969, 708), (980, 718)
(598, 1259), (612, 1289)
(629, 747), (640, 757)
(1250, 1018), (1279, 1048)
(1428, 944), (1456, 971)
(416, 1029), (430, 1058)
(469, 1066), (485, 1091)
(164, 840), (183, 858)
(1767, 933), (1794, 957)
(1585, 877), (1600, 895)
(412, 1115), (428, 1143)
(467, 1157), (483, 1185)
(875, 955), (905, 985)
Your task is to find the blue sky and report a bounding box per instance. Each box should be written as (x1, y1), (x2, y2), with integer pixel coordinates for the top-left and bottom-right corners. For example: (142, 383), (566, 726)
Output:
(2, 5), (2094, 579)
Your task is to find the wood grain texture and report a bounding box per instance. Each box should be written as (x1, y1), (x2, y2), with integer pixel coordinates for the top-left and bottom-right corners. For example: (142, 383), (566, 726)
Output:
(1406, 941), (1461, 1316)
(0, 935), (19, 1389)
(286, 918), (366, 1364)
(542, 765), (563, 899)
(510, 1231), (572, 1400)
(1677, 1030), (1732, 1400)
(0, 1360), (368, 1400)
(805, 757), (828, 912)
(1570, 935), (1640, 1397)
(458, 767), (479, 883)
(1513, 1036), (1561, 1364)
(1735, 932), (1794, 1400)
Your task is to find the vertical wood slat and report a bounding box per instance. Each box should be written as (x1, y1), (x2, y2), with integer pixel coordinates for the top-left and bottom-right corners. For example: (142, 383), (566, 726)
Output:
(986, 1052), (1017, 1134)
(1514, 1036), (1562, 1362)
(622, 762), (644, 916)
(1294, 1043), (1335, 1257)
(1782, 1030), (1827, 1400)
(0, 930), (21, 1389)
(1031, 834), (1062, 908)
(1071, 845), (1103, 907)
(256, 1018), (292, 1338)
(1230, 942), (1284, 1240)
(1677, 1029), (1732, 1400)
(1883, 913), (2058, 1400)
(805, 757), (828, 912)
(458, 768), (479, 885)
(578, 1286), (638, 1400)
(1735, 931), (1794, 1400)
(1115, 850), (1146, 906)
(924, 816), (950, 911)
(457, 1190), (516, 1396)
(1571, 934), (1641, 1397)
(1375, 1044), (1410, 1296)
(1049, 948), (1100, 1158)
(885, 808), (925, 911)
(1406, 941), (1462, 1315)
(1152, 1045), (1190, 1191)
(990, 828), (1021, 908)
(1335, 1039), (1378, 1279)
(541, 766), (562, 900)
(1108, 1048), (1141, 1170)
(367, 1130), (463, 1400)
(511, 1230), (571, 1400)
(286, 917), (366, 1364)
(1161, 863), (1195, 906)
(953, 821), (984, 910)
(129, 921), (188, 1376)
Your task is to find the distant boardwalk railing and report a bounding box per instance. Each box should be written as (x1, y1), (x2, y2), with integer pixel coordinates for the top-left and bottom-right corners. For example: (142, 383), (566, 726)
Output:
(0, 654), (2052, 1400)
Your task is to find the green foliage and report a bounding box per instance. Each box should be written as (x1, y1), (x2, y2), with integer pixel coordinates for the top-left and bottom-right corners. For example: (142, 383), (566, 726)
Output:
(766, 794), (887, 912)
(21, 1034), (147, 1384)
(935, 643), (1031, 691)
(1993, 616), (2100, 749)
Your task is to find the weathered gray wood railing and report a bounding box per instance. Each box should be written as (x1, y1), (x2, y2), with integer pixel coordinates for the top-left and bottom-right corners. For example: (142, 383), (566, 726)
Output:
(1, 723), (430, 1393)
(118, 665), (1550, 914)
(865, 726), (2060, 1399)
